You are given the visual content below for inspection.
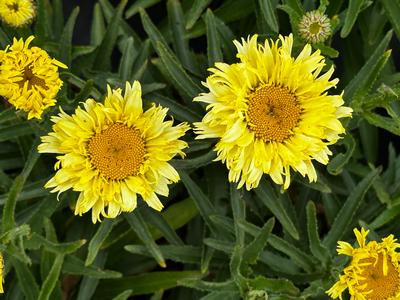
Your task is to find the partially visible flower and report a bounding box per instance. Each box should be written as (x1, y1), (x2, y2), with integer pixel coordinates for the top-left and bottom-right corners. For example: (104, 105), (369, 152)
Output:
(0, 36), (67, 119)
(298, 10), (331, 44)
(194, 34), (352, 190)
(0, 0), (35, 27)
(327, 228), (400, 300)
(38, 81), (190, 223)
(0, 253), (4, 293)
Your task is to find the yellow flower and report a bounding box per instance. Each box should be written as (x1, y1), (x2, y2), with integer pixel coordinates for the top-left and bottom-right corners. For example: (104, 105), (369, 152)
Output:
(327, 228), (400, 300)
(38, 81), (190, 223)
(0, 253), (3, 293)
(0, 0), (35, 27)
(298, 10), (332, 44)
(194, 34), (352, 190)
(0, 36), (67, 119)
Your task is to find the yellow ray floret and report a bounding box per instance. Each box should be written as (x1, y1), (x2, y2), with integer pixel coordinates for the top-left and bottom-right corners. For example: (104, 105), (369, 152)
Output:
(0, 0), (35, 27)
(327, 228), (400, 300)
(0, 253), (3, 293)
(0, 36), (67, 119)
(194, 34), (352, 190)
(38, 81), (190, 223)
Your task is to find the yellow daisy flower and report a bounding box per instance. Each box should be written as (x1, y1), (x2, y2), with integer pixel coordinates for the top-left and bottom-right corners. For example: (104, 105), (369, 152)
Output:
(0, 36), (67, 119)
(0, 253), (3, 293)
(38, 81), (190, 223)
(0, 0), (35, 27)
(327, 228), (400, 300)
(194, 34), (352, 190)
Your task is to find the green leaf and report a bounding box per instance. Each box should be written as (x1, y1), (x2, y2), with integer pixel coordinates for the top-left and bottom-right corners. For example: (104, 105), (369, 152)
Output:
(172, 150), (216, 170)
(345, 30), (392, 103)
(178, 279), (238, 292)
(91, 3), (106, 46)
(125, 211), (166, 268)
(26, 233), (86, 255)
(38, 254), (64, 300)
(0, 123), (34, 142)
(306, 202), (330, 265)
(382, 0), (400, 39)
(247, 276), (299, 295)
(255, 180), (299, 240)
(369, 204), (400, 229)
(154, 41), (202, 99)
(0, 108), (17, 124)
(180, 171), (218, 234)
(185, 0), (212, 29)
(199, 291), (239, 300)
(112, 290), (133, 300)
(242, 218), (274, 266)
(341, 0), (366, 37)
(327, 134), (356, 175)
(59, 7), (79, 66)
(323, 167), (380, 249)
(204, 238), (234, 253)
(52, 0), (64, 38)
(0, 225), (30, 244)
(34, 0), (51, 39)
(258, 0), (279, 32)
(168, 0), (194, 71)
(118, 37), (135, 82)
(86, 219), (118, 266)
(11, 257), (39, 300)
(125, 0), (161, 18)
(230, 184), (246, 244)
(64, 255), (122, 278)
(204, 9), (223, 66)
(93, 0), (127, 70)
(125, 244), (201, 264)
(94, 271), (201, 299)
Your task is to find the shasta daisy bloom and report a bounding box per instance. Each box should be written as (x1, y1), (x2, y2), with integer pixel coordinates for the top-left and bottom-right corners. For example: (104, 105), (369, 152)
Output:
(0, 36), (67, 119)
(38, 81), (190, 223)
(298, 10), (332, 44)
(327, 228), (400, 300)
(194, 34), (352, 190)
(0, 0), (35, 27)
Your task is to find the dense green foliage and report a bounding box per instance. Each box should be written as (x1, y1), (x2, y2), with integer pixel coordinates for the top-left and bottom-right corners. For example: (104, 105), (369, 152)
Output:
(1, 0), (400, 299)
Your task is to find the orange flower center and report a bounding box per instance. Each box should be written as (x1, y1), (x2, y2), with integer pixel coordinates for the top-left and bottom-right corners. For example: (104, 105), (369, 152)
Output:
(246, 84), (301, 142)
(88, 123), (146, 180)
(358, 254), (400, 300)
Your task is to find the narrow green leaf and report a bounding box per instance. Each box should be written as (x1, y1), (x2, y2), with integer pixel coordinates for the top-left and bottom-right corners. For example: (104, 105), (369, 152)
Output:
(119, 37), (135, 82)
(199, 291), (239, 300)
(255, 180), (299, 240)
(247, 276), (299, 295)
(345, 30), (392, 103)
(172, 150), (216, 170)
(125, 0), (161, 18)
(370, 204), (400, 229)
(2, 142), (39, 232)
(91, 3), (106, 46)
(0, 108), (17, 124)
(203, 238), (234, 253)
(209, 215), (235, 235)
(230, 184), (245, 245)
(154, 41), (202, 99)
(382, 0), (400, 39)
(86, 219), (117, 266)
(0, 123), (34, 142)
(38, 254), (64, 300)
(34, 0), (51, 38)
(204, 9), (223, 66)
(150, 93), (202, 123)
(268, 234), (316, 273)
(0, 225), (30, 244)
(59, 7), (79, 66)
(125, 212), (166, 268)
(180, 171), (218, 234)
(125, 244), (201, 264)
(64, 255), (121, 278)
(94, 271), (201, 299)
(327, 134), (356, 175)
(362, 111), (400, 136)
(139, 8), (170, 51)
(178, 279), (238, 292)
(112, 290), (133, 300)
(93, 0), (127, 70)
(73, 80), (95, 103)
(323, 168), (380, 249)
(341, 0), (366, 37)
(11, 257), (39, 300)
(185, 0), (212, 29)
(52, 0), (64, 38)
(168, 0), (194, 71)
(306, 202), (330, 265)
(258, 0), (279, 32)
(27, 233), (86, 255)
(242, 218), (275, 266)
